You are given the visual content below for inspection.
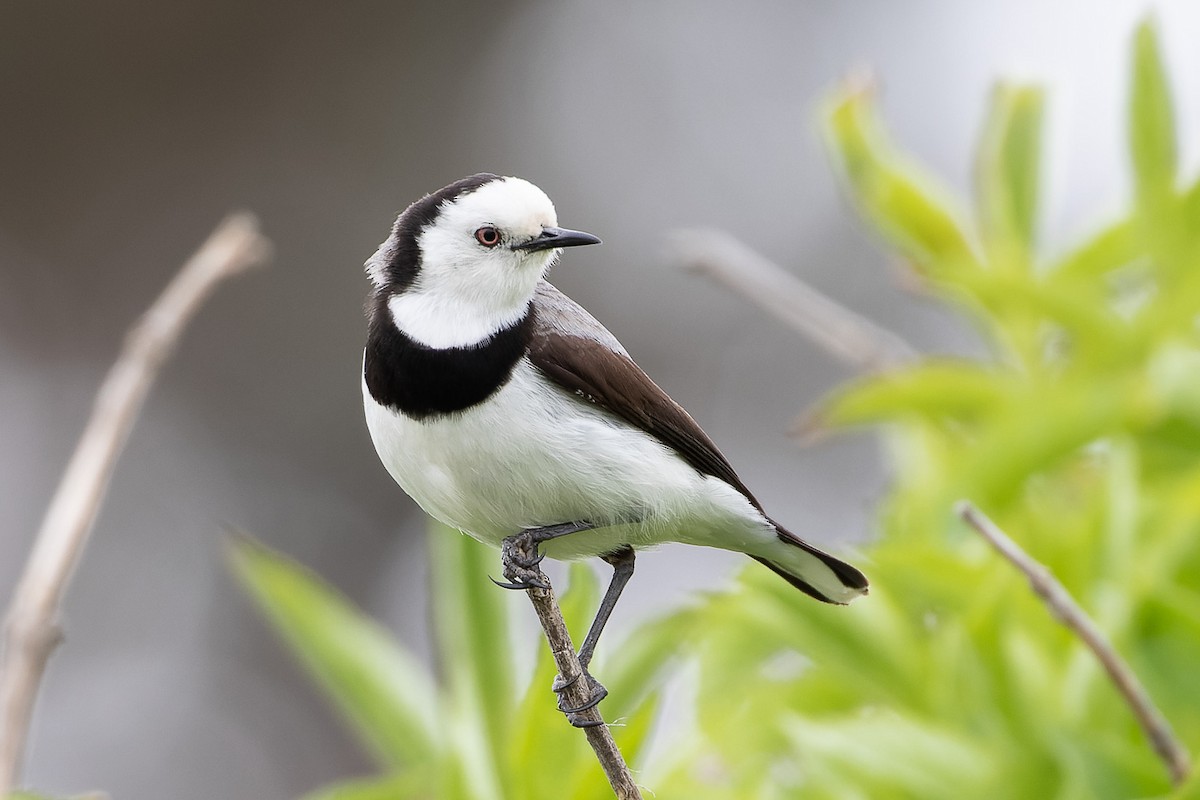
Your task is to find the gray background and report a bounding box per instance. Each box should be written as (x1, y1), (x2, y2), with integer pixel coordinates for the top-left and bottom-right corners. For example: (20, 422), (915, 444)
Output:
(2, 2), (1197, 797)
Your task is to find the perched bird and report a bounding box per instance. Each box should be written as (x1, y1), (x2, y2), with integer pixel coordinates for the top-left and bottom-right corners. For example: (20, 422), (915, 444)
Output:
(362, 173), (867, 722)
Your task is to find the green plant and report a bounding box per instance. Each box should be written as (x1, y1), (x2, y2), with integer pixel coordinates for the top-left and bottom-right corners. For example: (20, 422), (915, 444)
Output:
(652, 17), (1200, 800)
(230, 529), (692, 800)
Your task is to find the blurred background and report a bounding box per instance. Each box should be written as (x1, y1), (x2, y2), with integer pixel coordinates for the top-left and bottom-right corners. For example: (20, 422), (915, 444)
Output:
(2, 2), (1199, 797)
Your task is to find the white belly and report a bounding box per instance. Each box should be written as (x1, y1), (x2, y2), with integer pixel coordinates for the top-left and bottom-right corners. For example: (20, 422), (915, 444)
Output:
(362, 358), (770, 560)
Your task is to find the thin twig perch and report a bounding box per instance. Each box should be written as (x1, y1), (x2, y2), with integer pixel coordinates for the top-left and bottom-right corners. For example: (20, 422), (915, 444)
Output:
(956, 500), (1192, 787)
(0, 214), (272, 794)
(668, 227), (917, 443)
(521, 572), (642, 799)
(668, 228), (917, 371)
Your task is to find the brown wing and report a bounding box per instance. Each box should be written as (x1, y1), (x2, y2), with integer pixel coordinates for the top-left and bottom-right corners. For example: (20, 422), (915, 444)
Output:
(529, 283), (763, 512)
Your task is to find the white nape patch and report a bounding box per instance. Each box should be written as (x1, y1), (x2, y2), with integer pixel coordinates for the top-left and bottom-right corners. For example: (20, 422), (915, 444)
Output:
(391, 177), (563, 349)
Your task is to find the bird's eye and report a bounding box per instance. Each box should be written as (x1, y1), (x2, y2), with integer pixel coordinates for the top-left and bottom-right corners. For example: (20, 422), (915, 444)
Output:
(475, 226), (501, 248)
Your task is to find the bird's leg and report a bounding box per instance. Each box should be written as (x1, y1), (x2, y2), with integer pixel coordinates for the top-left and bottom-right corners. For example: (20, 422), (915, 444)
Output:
(551, 545), (635, 727)
(492, 523), (637, 728)
(491, 521), (593, 591)
(577, 546), (636, 670)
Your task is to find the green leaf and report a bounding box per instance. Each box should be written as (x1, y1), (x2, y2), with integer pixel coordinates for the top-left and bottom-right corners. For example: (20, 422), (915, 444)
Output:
(609, 690), (662, 769)
(559, 560), (601, 636)
(954, 378), (1137, 506)
(976, 83), (1044, 267)
(814, 360), (1014, 429)
(825, 79), (978, 274)
(1049, 218), (1140, 283)
(428, 528), (515, 722)
(427, 527), (514, 796)
(783, 712), (1001, 797)
(600, 609), (695, 720)
(227, 535), (440, 771)
(1129, 17), (1177, 199)
(949, 269), (1132, 364)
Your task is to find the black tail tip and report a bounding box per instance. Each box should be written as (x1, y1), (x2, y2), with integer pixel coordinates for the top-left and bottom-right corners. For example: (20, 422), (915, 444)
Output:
(750, 556), (868, 604)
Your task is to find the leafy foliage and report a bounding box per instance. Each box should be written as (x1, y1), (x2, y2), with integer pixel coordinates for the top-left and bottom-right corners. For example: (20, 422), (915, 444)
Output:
(229, 530), (690, 800)
(654, 17), (1200, 800)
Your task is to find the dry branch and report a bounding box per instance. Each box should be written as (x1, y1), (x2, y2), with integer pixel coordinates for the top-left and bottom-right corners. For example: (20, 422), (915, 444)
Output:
(956, 500), (1192, 787)
(0, 214), (272, 794)
(521, 575), (642, 799)
(668, 228), (917, 371)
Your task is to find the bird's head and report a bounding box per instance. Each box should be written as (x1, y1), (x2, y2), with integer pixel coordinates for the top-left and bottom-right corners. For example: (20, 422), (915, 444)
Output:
(366, 174), (601, 348)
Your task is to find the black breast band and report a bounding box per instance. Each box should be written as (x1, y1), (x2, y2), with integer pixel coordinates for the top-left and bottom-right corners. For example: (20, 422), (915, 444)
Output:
(364, 304), (534, 419)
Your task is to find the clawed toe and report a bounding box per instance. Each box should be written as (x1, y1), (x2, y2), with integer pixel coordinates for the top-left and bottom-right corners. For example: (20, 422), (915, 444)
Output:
(566, 714), (607, 729)
(559, 687), (607, 715)
(551, 672), (580, 693)
(497, 532), (552, 591)
(488, 575), (548, 591)
(552, 669), (608, 724)
(511, 550), (546, 569)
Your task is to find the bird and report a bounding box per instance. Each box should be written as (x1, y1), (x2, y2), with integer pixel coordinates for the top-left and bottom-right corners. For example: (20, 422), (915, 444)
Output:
(362, 173), (868, 724)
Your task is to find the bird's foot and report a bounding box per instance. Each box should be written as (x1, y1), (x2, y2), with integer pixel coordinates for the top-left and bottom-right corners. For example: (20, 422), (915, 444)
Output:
(491, 529), (550, 590)
(491, 522), (592, 591)
(552, 669), (608, 728)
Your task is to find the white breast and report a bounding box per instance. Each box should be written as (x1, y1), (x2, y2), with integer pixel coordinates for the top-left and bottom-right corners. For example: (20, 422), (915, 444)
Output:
(362, 356), (771, 560)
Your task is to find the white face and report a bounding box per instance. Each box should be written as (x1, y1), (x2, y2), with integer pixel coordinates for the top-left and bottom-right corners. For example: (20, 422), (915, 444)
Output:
(385, 177), (564, 349)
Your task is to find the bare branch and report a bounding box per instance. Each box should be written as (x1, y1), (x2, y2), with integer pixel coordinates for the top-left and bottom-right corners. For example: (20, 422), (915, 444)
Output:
(0, 214), (272, 794)
(956, 500), (1192, 787)
(521, 574), (643, 799)
(667, 228), (917, 371)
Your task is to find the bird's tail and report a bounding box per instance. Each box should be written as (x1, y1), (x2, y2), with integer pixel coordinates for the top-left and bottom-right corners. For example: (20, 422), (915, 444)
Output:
(751, 520), (868, 604)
